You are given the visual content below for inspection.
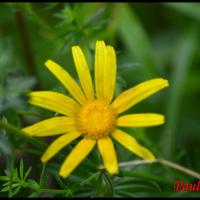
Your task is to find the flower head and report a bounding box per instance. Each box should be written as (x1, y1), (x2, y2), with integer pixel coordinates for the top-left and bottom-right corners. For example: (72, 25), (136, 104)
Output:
(22, 41), (169, 178)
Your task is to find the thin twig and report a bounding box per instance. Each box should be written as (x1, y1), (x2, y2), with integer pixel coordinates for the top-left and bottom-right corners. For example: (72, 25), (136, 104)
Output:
(157, 159), (200, 180)
(98, 159), (200, 180)
(119, 160), (155, 168)
(98, 159), (154, 170)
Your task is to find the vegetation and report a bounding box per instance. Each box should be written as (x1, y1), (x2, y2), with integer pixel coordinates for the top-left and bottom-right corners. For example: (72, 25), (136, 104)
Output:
(0, 3), (200, 197)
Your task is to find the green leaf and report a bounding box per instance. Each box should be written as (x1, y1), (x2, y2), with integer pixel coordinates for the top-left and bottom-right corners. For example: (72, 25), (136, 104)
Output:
(13, 168), (20, 182)
(28, 191), (42, 197)
(19, 159), (24, 180)
(120, 170), (173, 185)
(165, 3), (200, 21)
(39, 164), (46, 187)
(24, 167), (32, 181)
(0, 176), (10, 181)
(0, 117), (13, 157)
(78, 172), (100, 187)
(0, 133), (12, 156)
(7, 77), (36, 93)
(12, 186), (21, 196)
(161, 26), (199, 159)
(1, 183), (20, 192)
(100, 172), (114, 197)
(116, 3), (157, 78)
(54, 174), (70, 189)
(23, 3), (52, 32)
(2, 181), (10, 187)
(27, 179), (40, 190)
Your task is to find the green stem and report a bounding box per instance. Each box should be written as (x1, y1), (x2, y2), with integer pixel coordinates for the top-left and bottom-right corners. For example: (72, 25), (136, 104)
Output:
(39, 164), (46, 187)
(98, 159), (200, 180)
(16, 111), (48, 119)
(0, 120), (47, 150)
(25, 3), (52, 32)
(79, 171), (100, 187)
(39, 188), (69, 194)
(70, 172), (101, 193)
(18, 147), (42, 155)
(157, 159), (200, 180)
(98, 160), (154, 171)
(8, 160), (14, 198)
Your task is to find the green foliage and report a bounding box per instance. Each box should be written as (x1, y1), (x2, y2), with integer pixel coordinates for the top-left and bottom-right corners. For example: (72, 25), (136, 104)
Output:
(0, 2), (200, 197)
(0, 159), (33, 197)
(0, 160), (71, 197)
(116, 4), (157, 78)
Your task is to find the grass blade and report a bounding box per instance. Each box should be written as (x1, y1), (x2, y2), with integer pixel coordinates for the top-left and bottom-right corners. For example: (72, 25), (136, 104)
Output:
(161, 27), (199, 159)
(116, 3), (157, 78)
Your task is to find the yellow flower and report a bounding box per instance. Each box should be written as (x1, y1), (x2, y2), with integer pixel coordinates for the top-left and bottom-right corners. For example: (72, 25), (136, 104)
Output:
(22, 41), (169, 178)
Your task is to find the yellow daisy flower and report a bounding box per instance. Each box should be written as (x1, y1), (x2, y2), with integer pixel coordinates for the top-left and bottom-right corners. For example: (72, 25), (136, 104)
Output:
(22, 41), (169, 178)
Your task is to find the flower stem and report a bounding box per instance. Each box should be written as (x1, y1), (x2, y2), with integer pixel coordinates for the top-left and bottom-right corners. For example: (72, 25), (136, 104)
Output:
(39, 188), (69, 194)
(98, 159), (200, 180)
(39, 164), (46, 187)
(157, 159), (200, 179)
(0, 120), (47, 150)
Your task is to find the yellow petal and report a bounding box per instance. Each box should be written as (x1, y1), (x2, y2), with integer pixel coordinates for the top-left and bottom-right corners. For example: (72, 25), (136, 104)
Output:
(112, 78), (169, 114)
(29, 91), (80, 117)
(95, 41), (106, 100)
(111, 129), (155, 160)
(41, 131), (82, 163)
(117, 113), (165, 127)
(59, 138), (96, 178)
(45, 60), (87, 105)
(95, 41), (117, 103)
(103, 46), (116, 103)
(72, 46), (94, 101)
(22, 116), (76, 137)
(98, 137), (119, 175)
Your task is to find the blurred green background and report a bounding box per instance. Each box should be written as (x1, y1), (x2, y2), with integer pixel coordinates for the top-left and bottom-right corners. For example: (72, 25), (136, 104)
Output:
(0, 2), (200, 197)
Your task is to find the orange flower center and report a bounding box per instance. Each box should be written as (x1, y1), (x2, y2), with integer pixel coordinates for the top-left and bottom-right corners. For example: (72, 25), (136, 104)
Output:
(76, 100), (116, 140)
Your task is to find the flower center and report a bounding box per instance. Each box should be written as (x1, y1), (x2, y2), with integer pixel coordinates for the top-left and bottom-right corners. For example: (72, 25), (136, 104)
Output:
(76, 100), (116, 140)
